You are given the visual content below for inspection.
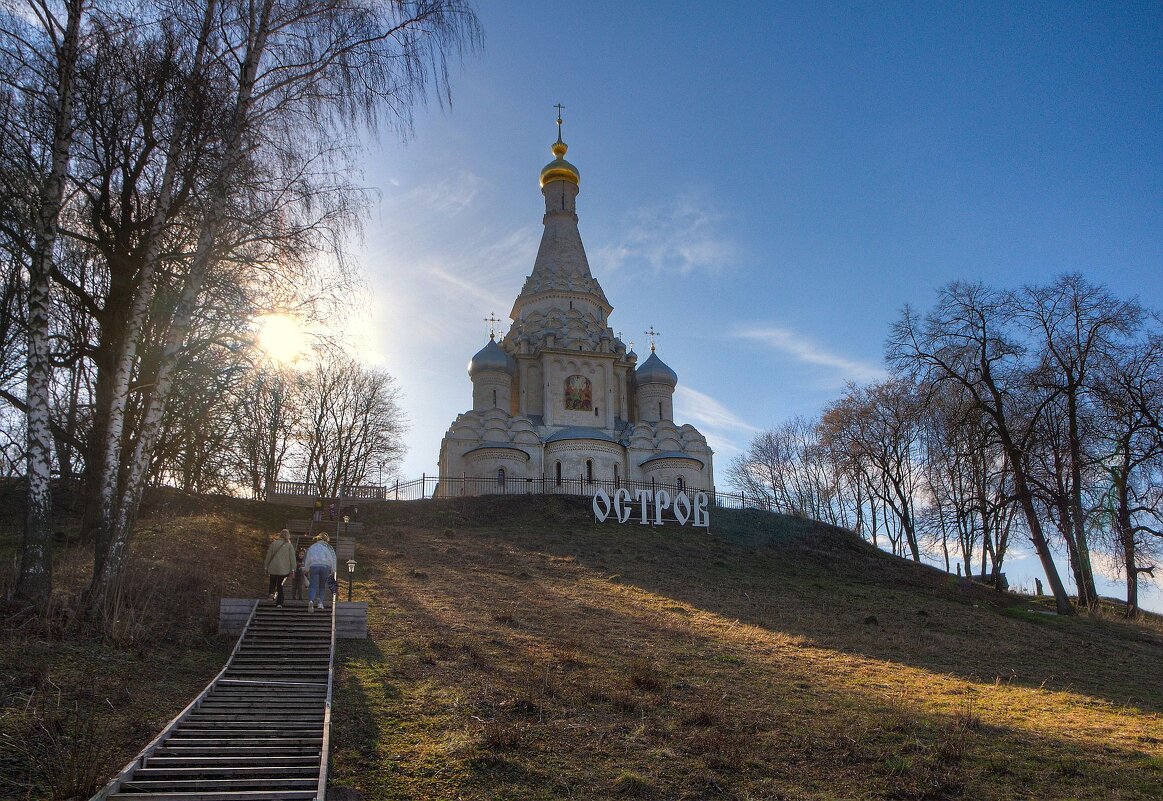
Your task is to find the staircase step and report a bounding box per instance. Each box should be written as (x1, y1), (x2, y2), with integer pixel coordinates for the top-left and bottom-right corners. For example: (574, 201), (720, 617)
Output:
(110, 791), (315, 800)
(171, 725), (323, 735)
(100, 597), (335, 799)
(156, 746), (321, 757)
(123, 778), (316, 791)
(133, 765), (317, 778)
(162, 737), (322, 748)
(144, 756), (318, 767)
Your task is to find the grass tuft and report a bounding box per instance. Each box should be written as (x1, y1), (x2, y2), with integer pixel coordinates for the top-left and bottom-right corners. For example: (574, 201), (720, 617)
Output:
(612, 770), (654, 796)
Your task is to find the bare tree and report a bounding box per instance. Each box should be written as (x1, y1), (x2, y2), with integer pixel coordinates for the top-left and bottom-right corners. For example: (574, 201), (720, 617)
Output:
(1, 0), (480, 617)
(55, 0), (477, 615)
(1017, 274), (1142, 608)
(1092, 335), (1163, 616)
(729, 416), (849, 526)
(295, 354), (406, 499)
(820, 379), (927, 562)
(0, 0), (88, 609)
(230, 364), (302, 500)
(888, 282), (1074, 614)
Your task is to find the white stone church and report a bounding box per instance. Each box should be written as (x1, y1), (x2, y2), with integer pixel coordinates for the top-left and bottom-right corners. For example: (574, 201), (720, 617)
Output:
(436, 121), (714, 495)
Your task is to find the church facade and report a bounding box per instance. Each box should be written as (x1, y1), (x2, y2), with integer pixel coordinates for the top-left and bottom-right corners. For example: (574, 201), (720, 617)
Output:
(436, 123), (714, 495)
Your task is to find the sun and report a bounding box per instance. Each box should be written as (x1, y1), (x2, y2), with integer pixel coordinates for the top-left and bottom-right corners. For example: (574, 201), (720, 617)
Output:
(254, 313), (309, 365)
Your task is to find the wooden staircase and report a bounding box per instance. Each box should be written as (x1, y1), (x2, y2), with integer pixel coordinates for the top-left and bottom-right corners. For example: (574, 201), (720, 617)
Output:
(94, 600), (335, 801)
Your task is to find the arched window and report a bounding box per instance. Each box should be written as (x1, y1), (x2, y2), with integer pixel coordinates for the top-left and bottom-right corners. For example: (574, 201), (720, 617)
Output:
(676, 475), (685, 493)
(555, 461), (562, 487)
(658, 401), (663, 418)
(497, 468), (506, 487)
(614, 464), (620, 487)
(586, 460), (594, 484)
(492, 389), (497, 408)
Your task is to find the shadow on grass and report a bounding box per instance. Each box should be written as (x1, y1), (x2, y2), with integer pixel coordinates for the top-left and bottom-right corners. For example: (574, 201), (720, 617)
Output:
(358, 495), (1163, 714)
(329, 519), (1163, 801)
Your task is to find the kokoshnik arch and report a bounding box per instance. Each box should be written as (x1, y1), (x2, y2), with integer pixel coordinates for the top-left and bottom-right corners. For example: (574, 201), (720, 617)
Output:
(436, 114), (715, 495)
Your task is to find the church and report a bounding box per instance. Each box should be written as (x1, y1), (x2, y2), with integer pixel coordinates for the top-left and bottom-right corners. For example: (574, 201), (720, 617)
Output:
(436, 118), (715, 496)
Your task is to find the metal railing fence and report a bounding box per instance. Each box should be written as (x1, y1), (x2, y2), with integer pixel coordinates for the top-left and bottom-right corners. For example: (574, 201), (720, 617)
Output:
(269, 475), (765, 511)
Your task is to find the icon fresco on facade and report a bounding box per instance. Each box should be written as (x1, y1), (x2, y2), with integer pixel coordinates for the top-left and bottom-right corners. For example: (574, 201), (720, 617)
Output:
(564, 375), (592, 411)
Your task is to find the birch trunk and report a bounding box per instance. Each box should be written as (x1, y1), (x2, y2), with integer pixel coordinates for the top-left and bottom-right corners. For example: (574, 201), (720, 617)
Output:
(88, 0), (275, 607)
(88, 0), (216, 585)
(17, 0), (85, 610)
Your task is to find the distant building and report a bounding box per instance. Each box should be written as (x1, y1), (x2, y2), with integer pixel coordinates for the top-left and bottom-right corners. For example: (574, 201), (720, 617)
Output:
(437, 118), (714, 494)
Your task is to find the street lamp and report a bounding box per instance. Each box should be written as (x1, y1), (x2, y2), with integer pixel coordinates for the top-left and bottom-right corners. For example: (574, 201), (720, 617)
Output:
(346, 558), (356, 602)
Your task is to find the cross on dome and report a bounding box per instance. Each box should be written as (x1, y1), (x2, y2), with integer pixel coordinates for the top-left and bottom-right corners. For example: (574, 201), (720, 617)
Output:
(645, 326), (661, 353)
(485, 313), (501, 340)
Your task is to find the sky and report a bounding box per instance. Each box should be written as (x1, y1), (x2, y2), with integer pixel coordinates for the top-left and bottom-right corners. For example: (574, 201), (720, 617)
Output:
(336, 2), (1162, 608)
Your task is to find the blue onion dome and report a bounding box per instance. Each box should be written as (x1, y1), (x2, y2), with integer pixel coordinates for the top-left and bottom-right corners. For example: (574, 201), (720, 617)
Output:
(635, 351), (678, 387)
(468, 338), (516, 378)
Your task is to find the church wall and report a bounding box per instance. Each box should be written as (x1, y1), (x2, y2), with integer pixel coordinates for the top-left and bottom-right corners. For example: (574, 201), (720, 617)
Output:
(545, 355), (612, 427)
(471, 371), (512, 413)
(520, 361), (542, 418)
(637, 384), (673, 422)
(464, 447), (534, 488)
(544, 440), (623, 486)
(615, 366), (630, 422)
(631, 454), (710, 491)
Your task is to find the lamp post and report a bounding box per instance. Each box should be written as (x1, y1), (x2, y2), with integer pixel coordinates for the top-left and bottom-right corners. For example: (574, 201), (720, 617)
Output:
(346, 558), (356, 602)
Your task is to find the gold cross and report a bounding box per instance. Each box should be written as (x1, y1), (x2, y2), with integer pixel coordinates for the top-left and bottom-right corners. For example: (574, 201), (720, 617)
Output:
(485, 313), (501, 340)
(554, 103), (565, 138)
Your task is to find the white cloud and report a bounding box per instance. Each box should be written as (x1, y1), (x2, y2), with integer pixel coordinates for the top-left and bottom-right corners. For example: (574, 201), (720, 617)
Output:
(734, 326), (887, 384)
(596, 194), (737, 276)
(407, 171), (485, 214)
(673, 385), (758, 459)
(675, 385), (761, 435)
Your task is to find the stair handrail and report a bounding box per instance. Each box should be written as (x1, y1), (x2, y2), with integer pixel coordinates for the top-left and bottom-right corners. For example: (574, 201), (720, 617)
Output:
(88, 598), (260, 800)
(315, 592), (339, 801)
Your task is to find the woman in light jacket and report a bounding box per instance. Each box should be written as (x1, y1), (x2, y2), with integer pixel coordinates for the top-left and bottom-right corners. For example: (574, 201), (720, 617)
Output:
(264, 529), (296, 607)
(303, 532), (337, 612)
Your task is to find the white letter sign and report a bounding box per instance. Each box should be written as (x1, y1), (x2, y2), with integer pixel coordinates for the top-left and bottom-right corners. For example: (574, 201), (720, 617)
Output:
(592, 487), (711, 529)
(592, 487), (612, 522)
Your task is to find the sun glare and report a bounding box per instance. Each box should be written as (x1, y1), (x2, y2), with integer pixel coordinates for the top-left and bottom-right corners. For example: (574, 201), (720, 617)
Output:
(254, 314), (309, 365)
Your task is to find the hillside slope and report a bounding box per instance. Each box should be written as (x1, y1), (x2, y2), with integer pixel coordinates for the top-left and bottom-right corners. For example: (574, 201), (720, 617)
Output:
(2, 492), (1158, 800)
(328, 496), (1163, 801)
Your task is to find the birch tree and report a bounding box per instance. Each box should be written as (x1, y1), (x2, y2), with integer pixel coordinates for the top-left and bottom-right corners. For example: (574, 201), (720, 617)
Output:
(2, 0), (480, 616)
(74, 0), (480, 616)
(0, 0), (88, 609)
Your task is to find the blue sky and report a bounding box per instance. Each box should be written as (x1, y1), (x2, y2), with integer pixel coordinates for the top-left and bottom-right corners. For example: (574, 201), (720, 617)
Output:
(346, 2), (1162, 606)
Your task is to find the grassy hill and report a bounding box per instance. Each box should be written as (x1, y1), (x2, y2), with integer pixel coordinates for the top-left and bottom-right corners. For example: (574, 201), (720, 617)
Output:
(1, 491), (1161, 800)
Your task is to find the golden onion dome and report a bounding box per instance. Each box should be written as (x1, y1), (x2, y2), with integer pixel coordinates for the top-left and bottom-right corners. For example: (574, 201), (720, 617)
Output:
(540, 136), (580, 188)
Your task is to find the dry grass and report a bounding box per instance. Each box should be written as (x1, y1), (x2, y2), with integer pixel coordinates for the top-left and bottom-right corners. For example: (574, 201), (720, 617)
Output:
(328, 495), (1163, 801)
(0, 488), (293, 800)
(1, 490), (1160, 800)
